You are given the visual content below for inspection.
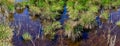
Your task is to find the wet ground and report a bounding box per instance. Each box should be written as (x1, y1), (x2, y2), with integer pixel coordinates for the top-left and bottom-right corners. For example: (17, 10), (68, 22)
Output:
(79, 9), (120, 46)
(0, 0), (120, 46)
(8, 8), (120, 46)
(0, 4), (118, 46)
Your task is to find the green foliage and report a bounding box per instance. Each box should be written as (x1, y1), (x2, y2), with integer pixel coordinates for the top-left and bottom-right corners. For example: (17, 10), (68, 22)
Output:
(0, 24), (13, 40)
(68, 9), (80, 20)
(0, 0), (15, 12)
(43, 21), (62, 39)
(36, 0), (45, 8)
(80, 12), (95, 26)
(64, 20), (83, 41)
(7, 3), (14, 12)
(64, 20), (74, 38)
(111, 0), (120, 7)
(22, 32), (32, 40)
(64, 23), (72, 32)
(101, 0), (111, 9)
(116, 21), (120, 26)
(0, 41), (13, 46)
(101, 10), (109, 20)
(30, 0), (65, 20)
(74, 24), (83, 34)
(52, 21), (62, 29)
(0, 24), (13, 46)
(88, 5), (99, 13)
(29, 6), (40, 14)
(72, 24), (83, 41)
(1, 0), (120, 41)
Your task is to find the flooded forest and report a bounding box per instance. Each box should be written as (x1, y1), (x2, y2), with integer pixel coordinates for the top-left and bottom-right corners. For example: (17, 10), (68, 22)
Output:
(0, 0), (120, 46)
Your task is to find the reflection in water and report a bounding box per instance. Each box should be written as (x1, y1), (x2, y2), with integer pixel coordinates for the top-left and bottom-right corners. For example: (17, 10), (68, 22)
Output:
(8, 0), (120, 45)
(59, 6), (68, 25)
(10, 8), (43, 46)
(96, 16), (102, 27)
(10, 6), (70, 46)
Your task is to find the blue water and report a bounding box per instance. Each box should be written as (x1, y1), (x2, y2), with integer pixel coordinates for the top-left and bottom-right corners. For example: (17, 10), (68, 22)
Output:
(10, 8), (43, 46)
(51, 6), (68, 45)
(10, 6), (69, 46)
(82, 32), (89, 40)
(15, 0), (28, 3)
(96, 16), (102, 26)
(109, 10), (120, 24)
(59, 6), (69, 25)
(11, 0), (120, 45)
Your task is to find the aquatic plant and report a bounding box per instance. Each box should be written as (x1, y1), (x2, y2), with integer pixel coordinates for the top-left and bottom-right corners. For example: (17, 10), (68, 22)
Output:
(80, 12), (96, 29)
(116, 21), (120, 26)
(66, 0), (79, 20)
(17, 0), (65, 20)
(100, 10), (109, 20)
(64, 20), (73, 38)
(0, 40), (13, 46)
(29, 5), (40, 14)
(0, 0), (15, 12)
(7, 12), (14, 22)
(42, 0), (65, 20)
(22, 32), (32, 40)
(64, 20), (82, 41)
(0, 24), (13, 40)
(72, 24), (83, 41)
(101, 0), (111, 9)
(111, 0), (120, 7)
(0, 24), (13, 46)
(43, 21), (62, 39)
(22, 32), (35, 46)
(88, 5), (99, 13)
(1, 0), (120, 43)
